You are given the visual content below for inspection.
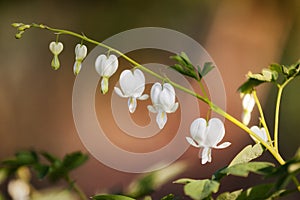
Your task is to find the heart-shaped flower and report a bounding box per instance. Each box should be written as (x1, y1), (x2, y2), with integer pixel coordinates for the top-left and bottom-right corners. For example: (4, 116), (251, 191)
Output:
(73, 44), (87, 75)
(49, 41), (64, 70)
(147, 82), (179, 129)
(95, 54), (118, 94)
(186, 118), (231, 164)
(114, 69), (149, 113)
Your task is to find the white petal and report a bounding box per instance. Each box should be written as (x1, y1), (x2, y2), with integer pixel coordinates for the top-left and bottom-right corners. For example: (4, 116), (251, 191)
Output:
(214, 142), (231, 149)
(190, 118), (207, 145)
(119, 70), (133, 95)
(200, 147), (211, 164)
(169, 102), (179, 113)
(114, 87), (126, 98)
(128, 97), (137, 113)
(95, 54), (118, 77)
(242, 110), (251, 126)
(205, 118), (225, 147)
(73, 61), (82, 75)
(147, 105), (157, 113)
(132, 69), (146, 96)
(159, 83), (176, 111)
(156, 111), (167, 129)
(95, 54), (107, 76)
(150, 83), (162, 105)
(138, 94), (149, 100)
(186, 137), (200, 148)
(75, 44), (87, 60)
(49, 41), (63, 55)
(242, 93), (255, 112)
(250, 126), (268, 142)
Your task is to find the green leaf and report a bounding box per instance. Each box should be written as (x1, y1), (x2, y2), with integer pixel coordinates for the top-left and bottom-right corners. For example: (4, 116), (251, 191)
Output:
(173, 178), (196, 184)
(216, 190), (242, 200)
(219, 162), (274, 177)
(183, 179), (219, 200)
(199, 62), (214, 79)
(238, 78), (263, 93)
(33, 163), (49, 179)
(235, 184), (274, 200)
(41, 152), (60, 164)
(62, 151), (88, 171)
(161, 194), (175, 200)
(229, 144), (264, 167)
(92, 194), (136, 200)
(0, 168), (8, 184)
(15, 150), (38, 165)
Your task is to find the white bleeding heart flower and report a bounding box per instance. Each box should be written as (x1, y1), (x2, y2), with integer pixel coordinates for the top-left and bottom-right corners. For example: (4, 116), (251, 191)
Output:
(241, 93), (255, 125)
(114, 69), (149, 113)
(186, 118), (231, 164)
(8, 179), (30, 200)
(49, 41), (63, 70)
(147, 82), (179, 129)
(95, 54), (118, 94)
(250, 126), (268, 143)
(73, 44), (87, 75)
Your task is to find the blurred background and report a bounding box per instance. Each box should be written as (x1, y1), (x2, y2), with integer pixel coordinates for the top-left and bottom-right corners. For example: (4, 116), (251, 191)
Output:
(0, 0), (300, 199)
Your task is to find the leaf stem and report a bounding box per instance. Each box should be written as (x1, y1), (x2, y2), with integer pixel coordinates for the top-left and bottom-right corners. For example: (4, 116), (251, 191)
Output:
(65, 175), (88, 200)
(252, 90), (273, 146)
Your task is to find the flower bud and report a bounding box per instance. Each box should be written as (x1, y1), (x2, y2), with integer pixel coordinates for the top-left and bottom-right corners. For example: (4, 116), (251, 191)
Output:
(73, 44), (87, 75)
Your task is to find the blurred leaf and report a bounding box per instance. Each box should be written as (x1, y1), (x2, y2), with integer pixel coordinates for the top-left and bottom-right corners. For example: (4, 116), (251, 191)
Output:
(126, 161), (187, 198)
(235, 184), (278, 200)
(198, 62), (214, 79)
(62, 151), (88, 171)
(41, 152), (60, 164)
(183, 179), (219, 200)
(238, 78), (263, 93)
(92, 194), (135, 200)
(229, 144), (264, 167)
(33, 163), (49, 179)
(216, 190), (242, 200)
(161, 194), (175, 200)
(0, 168), (8, 184)
(218, 162), (274, 177)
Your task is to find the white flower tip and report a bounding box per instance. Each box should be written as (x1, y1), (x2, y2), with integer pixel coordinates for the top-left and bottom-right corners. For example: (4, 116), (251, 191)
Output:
(156, 111), (167, 129)
(147, 105), (157, 113)
(128, 97), (137, 113)
(242, 111), (251, 126)
(73, 61), (82, 75)
(101, 77), (109, 94)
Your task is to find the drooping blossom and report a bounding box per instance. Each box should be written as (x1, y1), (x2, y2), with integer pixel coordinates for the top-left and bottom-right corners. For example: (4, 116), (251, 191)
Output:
(73, 44), (87, 75)
(186, 118), (231, 164)
(241, 93), (255, 125)
(49, 41), (63, 70)
(95, 54), (118, 94)
(114, 69), (148, 113)
(147, 83), (179, 129)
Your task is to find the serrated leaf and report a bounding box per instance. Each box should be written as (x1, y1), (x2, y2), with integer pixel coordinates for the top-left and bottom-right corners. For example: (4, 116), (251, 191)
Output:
(184, 179), (219, 200)
(220, 162), (274, 177)
(229, 144), (264, 167)
(92, 194), (135, 200)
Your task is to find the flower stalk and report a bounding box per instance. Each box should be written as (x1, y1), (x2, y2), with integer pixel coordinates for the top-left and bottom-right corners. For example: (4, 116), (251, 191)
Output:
(17, 23), (288, 165)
